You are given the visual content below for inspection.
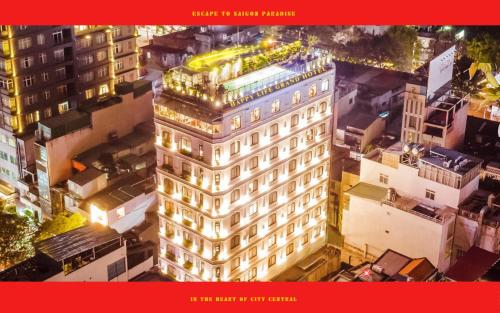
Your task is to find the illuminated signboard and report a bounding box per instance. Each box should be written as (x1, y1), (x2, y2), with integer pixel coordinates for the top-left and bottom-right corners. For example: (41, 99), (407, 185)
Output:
(226, 65), (331, 108)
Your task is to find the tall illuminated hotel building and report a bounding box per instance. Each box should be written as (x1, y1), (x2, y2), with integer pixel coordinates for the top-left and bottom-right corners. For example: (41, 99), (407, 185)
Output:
(154, 40), (335, 281)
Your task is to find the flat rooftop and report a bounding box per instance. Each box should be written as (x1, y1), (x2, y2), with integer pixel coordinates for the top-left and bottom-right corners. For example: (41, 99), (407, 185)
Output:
(421, 146), (482, 176)
(335, 61), (411, 96)
(83, 174), (155, 212)
(445, 246), (499, 281)
(346, 182), (387, 202)
(342, 111), (380, 131)
(36, 224), (121, 262)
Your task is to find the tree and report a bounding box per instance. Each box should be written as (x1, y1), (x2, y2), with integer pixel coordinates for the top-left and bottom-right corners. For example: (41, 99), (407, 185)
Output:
(466, 33), (500, 70)
(0, 212), (37, 271)
(36, 212), (87, 242)
(382, 26), (418, 72)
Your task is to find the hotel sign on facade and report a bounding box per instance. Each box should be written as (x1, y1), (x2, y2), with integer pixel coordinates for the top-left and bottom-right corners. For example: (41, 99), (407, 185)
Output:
(226, 65), (331, 108)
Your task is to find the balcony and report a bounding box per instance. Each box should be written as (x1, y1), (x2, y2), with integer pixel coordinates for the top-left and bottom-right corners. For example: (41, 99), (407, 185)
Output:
(179, 149), (192, 157)
(166, 252), (176, 262)
(161, 164), (174, 174)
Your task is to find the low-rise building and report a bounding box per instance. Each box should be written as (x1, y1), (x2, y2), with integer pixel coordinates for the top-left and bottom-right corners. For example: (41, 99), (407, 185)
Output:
(0, 224), (154, 281)
(17, 80), (153, 221)
(454, 190), (499, 259)
(443, 246), (499, 281)
(342, 143), (482, 271)
(332, 249), (437, 282)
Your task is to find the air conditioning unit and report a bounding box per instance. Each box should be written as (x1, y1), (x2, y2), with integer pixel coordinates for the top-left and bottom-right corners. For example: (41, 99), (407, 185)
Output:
(372, 264), (384, 274)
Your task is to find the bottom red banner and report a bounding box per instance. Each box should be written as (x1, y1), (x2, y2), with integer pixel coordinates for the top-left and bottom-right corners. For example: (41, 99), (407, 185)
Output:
(1, 282), (499, 312)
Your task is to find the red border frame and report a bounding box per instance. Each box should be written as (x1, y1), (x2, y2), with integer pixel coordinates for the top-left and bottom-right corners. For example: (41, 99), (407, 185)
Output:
(1, 0), (500, 24)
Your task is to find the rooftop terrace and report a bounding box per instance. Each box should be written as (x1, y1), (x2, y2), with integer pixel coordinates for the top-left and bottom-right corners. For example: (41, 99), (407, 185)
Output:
(160, 39), (333, 112)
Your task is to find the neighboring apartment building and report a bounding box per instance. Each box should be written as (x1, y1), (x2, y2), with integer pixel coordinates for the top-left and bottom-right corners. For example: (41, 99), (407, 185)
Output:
(0, 25), (139, 201)
(342, 143), (482, 271)
(73, 25), (139, 105)
(0, 26), (77, 188)
(454, 191), (499, 259)
(17, 80), (153, 220)
(401, 45), (469, 150)
(154, 40), (335, 281)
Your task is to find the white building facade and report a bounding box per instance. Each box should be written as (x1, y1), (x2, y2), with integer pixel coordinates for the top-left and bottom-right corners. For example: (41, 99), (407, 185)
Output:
(342, 143), (482, 271)
(154, 46), (335, 281)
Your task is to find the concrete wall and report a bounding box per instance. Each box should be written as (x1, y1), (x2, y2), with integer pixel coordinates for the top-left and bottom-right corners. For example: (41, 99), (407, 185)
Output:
(45, 90), (153, 186)
(128, 256), (154, 280)
(45, 245), (128, 282)
(342, 195), (453, 271)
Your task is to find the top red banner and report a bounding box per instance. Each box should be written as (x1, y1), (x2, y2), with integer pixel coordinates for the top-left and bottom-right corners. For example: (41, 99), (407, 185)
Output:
(1, 0), (500, 25)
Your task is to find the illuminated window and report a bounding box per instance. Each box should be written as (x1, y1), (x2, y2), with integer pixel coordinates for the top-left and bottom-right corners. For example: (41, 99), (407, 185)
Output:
(308, 84), (317, 97)
(270, 169), (278, 182)
(270, 123), (278, 137)
(286, 243), (294, 255)
(318, 123), (326, 135)
(304, 172), (311, 185)
(317, 145), (325, 157)
(22, 75), (35, 87)
(95, 32), (106, 44)
(98, 84), (109, 95)
(52, 31), (63, 44)
(231, 189), (240, 203)
(249, 179), (258, 194)
(231, 141), (240, 155)
(181, 137), (191, 152)
(21, 56), (34, 69)
(251, 133), (259, 146)
(290, 137), (298, 150)
(291, 114), (299, 127)
(307, 107), (315, 119)
(315, 166), (324, 178)
(231, 212), (240, 227)
(379, 174), (389, 185)
(302, 214), (309, 225)
(231, 165), (240, 180)
(251, 108), (260, 122)
(230, 235), (240, 249)
(320, 101), (327, 113)
(249, 246), (257, 259)
(287, 223), (295, 236)
(215, 148), (221, 162)
(425, 189), (435, 200)
(321, 79), (329, 91)
(292, 91), (301, 105)
(269, 192), (277, 206)
(288, 181), (296, 194)
(18, 37), (32, 50)
(231, 257), (240, 271)
(249, 156), (259, 170)
(249, 224), (257, 238)
(268, 234), (276, 247)
(39, 53), (47, 64)
(270, 147), (278, 160)
(303, 193), (311, 206)
(250, 267), (257, 279)
(287, 203), (295, 216)
(231, 115), (241, 130)
(302, 233), (309, 245)
(271, 99), (280, 113)
(58, 101), (69, 114)
(268, 255), (276, 268)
